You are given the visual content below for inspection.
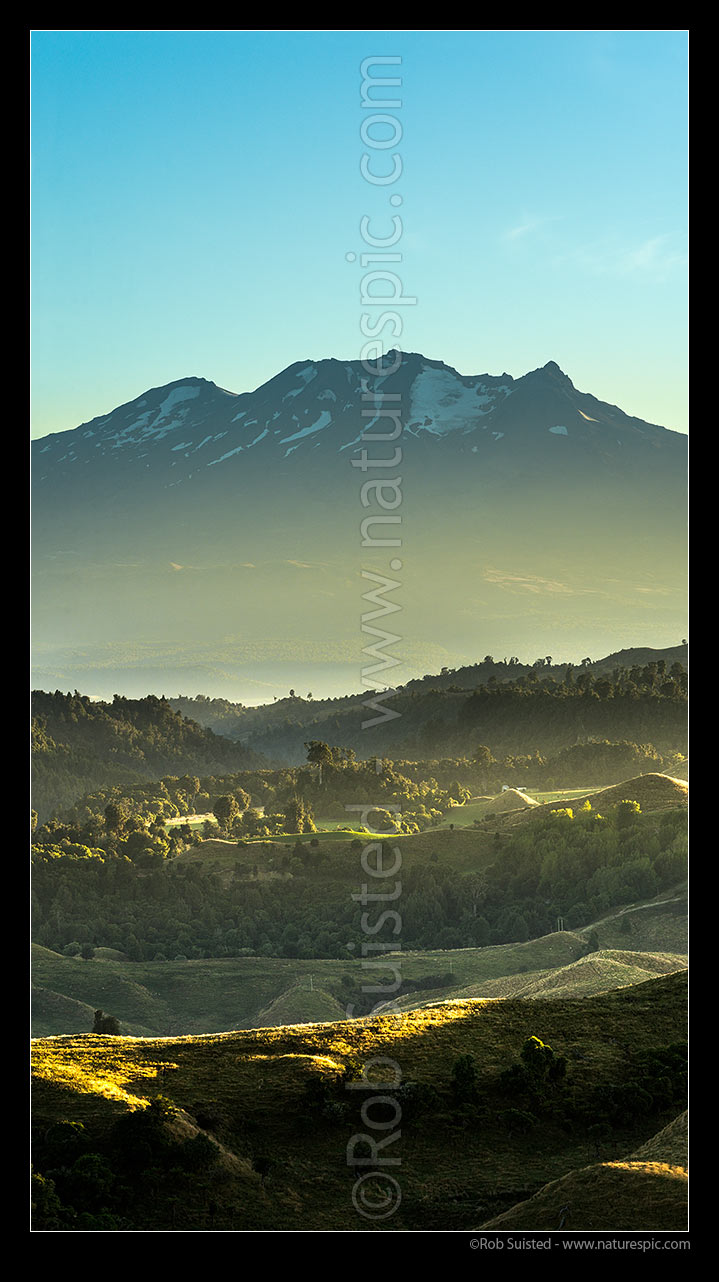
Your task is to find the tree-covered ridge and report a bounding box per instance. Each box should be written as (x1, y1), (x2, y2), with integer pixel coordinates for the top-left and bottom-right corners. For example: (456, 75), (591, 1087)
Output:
(31, 793), (686, 963)
(395, 739), (685, 793)
(32, 752), (464, 864)
(34, 733), (685, 842)
(171, 658), (687, 763)
(31, 691), (264, 821)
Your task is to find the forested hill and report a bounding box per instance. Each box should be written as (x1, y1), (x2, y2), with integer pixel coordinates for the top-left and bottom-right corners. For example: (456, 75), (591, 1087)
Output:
(171, 656), (688, 764)
(31, 692), (265, 822)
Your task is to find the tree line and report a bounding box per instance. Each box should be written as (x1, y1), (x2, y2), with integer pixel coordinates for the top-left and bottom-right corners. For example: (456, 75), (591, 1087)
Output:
(207, 665), (687, 764)
(32, 800), (686, 962)
(31, 691), (263, 821)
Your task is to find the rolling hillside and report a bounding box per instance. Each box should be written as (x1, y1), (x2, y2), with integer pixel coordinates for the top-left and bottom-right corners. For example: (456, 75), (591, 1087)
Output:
(382, 949), (687, 1013)
(31, 971), (688, 1231)
(32, 884), (688, 1040)
(478, 1154), (687, 1232)
(478, 1111), (688, 1231)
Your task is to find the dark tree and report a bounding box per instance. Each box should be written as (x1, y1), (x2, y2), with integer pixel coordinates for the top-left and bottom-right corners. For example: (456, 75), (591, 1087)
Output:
(213, 795), (240, 828)
(104, 802), (124, 833)
(615, 799), (641, 830)
(93, 1009), (121, 1035)
(305, 740), (333, 767)
(451, 1053), (477, 1103)
(283, 796), (316, 833)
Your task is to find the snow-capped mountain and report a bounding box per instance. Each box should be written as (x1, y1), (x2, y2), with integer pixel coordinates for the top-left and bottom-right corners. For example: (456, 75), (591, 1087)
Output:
(32, 351), (683, 491)
(31, 352), (688, 695)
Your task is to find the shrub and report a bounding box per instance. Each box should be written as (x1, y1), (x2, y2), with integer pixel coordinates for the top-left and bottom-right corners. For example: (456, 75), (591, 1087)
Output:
(179, 1133), (219, 1172)
(92, 1009), (121, 1035)
(499, 1108), (537, 1135)
(451, 1053), (477, 1103)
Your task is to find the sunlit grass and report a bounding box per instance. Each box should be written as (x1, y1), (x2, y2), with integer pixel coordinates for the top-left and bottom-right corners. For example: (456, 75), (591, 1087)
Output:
(31, 999), (493, 1109)
(479, 1158), (688, 1231)
(246, 1053), (347, 1072)
(31, 1038), (176, 1108)
(164, 813), (217, 830)
(606, 1160), (687, 1178)
(31, 974), (688, 1231)
(434, 787), (603, 829)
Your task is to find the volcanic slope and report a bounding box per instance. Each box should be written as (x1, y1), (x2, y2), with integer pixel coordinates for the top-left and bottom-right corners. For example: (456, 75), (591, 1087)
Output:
(32, 354), (688, 685)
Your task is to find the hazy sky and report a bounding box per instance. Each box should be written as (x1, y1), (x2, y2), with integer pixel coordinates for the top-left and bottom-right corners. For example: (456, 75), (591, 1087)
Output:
(31, 29), (688, 438)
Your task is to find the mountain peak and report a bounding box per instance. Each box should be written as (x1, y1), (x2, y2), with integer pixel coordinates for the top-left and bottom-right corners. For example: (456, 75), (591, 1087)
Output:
(540, 360), (573, 384)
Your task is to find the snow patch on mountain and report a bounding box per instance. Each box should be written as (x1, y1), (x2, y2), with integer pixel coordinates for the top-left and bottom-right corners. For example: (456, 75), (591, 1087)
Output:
(145, 417), (190, 442)
(111, 411), (152, 442)
(105, 390), (206, 447)
(208, 444), (245, 466)
(280, 410), (333, 446)
(340, 413), (382, 452)
(409, 368), (503, 435)
(156, 385), (201, 419)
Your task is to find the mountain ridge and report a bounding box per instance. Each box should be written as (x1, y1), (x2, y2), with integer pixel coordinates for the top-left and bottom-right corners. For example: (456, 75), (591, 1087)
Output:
(31, 350), (688, 686)
(32, 351), (684, 474)
(32, 352), (687, 447)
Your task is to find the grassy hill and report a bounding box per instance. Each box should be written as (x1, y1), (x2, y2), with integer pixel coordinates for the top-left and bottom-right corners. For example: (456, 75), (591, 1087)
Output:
(31, 947), (170, 1037)
(478, 1110), (688, 1231)
(568, 772), (688, 813)
(32, 892), (687, 1038)
(577, 885), (688, 953)
(31, 971), (688, 1231)
(254, 984), (348, 1028)
(383, 949), (687, 1012)
(478, 1157), (687, 1231)
(630, 1110), (688, 1165)
(480, 773), (687, 836)
(381, 774), (686, 841)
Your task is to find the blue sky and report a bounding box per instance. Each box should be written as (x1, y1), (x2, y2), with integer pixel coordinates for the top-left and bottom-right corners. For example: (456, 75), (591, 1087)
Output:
(31, 30), (688, 438)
